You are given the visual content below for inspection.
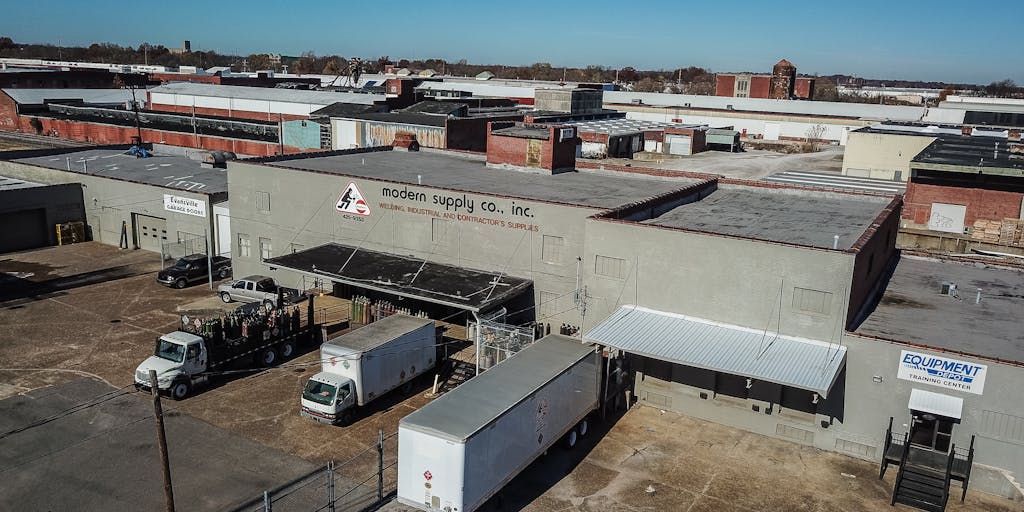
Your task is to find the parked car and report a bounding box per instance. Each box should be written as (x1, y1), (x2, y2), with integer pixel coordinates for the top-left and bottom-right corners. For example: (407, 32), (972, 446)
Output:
(157, 254), (232, 289)
(217, 275), (298, 308)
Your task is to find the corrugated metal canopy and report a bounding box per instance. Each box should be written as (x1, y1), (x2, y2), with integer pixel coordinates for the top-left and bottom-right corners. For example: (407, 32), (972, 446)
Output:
(585, 306), (846, 397)
(909, 388), (963, 419)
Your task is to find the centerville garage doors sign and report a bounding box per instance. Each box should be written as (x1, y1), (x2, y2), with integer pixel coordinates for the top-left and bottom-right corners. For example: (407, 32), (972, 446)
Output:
(897, 349), (987, 395)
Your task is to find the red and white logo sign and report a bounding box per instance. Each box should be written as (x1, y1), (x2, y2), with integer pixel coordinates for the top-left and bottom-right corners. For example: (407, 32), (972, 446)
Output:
(423, 470), (432, 481)
(336, 182), (370, 216)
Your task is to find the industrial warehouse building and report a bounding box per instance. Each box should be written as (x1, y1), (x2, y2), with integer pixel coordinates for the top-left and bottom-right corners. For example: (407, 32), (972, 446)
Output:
(220, 128), (1024, 500)
(0, 145), (230, 259)
(0, 175), (85, 253)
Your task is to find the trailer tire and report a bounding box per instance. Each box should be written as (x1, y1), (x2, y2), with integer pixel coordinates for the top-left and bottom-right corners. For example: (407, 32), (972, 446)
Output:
(218, 268), (230, 279)
(259, 347), (277, 366)
(563, 427), (578, 449)
(220, 292), (232, 303)
(401, 380), (413, 395)
(174, 278), (187, 289)
(577, 418), (589, 437)
(170, 380), (191, 401)
(279, 340), (295, 360)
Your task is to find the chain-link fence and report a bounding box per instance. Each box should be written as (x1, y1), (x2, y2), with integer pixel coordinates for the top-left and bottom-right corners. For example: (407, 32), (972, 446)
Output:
(231, 430), (398, 512)
(161, 232), (208, 264)
(468, 319), (536, 370)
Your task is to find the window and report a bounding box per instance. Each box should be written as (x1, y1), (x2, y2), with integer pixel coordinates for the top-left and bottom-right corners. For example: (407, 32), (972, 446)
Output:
(539, 291), (560, 319)
(255, 191), (271, 213)
(237, 233), (251, 258)
(542, 235), (564, 264)
(259, 237), (272, 260)
(595, 255), (626, 279)
(792, 287), (833, 315)
(431, 218), (451, 244)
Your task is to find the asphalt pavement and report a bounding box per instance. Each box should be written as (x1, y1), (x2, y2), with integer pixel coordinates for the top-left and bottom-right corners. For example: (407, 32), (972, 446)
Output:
(0, 377), (318, 511)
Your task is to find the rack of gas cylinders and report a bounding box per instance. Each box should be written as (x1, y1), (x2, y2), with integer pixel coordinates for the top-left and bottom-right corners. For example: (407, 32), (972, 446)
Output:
(350, 295), (430, 326)
(181, 303), (306, 346)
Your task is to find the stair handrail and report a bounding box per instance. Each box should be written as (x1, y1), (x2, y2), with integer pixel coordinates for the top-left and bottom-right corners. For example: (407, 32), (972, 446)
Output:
(961, 435), (976, 502)
(891, 431), (911, 506)
(941, 442), (956, 509)
(879, 417), (894, 479)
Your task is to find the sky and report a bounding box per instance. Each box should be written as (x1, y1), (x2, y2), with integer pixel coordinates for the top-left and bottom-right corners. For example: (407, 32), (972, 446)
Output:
(2, 0), (1022, 84)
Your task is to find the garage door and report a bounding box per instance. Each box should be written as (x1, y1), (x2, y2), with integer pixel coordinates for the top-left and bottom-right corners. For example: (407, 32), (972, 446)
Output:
(0, 208), (48, 253)
(134, 213), (167, 252)
(666, 134), (692, 156)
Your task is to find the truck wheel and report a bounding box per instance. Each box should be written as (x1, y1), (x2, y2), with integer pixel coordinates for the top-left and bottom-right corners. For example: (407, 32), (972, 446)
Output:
(563, 427), (578, 449)
(259, 347), (277, 366)
(220, 292), (232, 303)
(218, 268), (230, 279)
(170, 380), (191, 400)
(401, 381), (414, 395)
(174, 278), (187, 289)
(279, 340), (295, 360)
(338, 409), (354, 426)
(577, 419), (589, 437)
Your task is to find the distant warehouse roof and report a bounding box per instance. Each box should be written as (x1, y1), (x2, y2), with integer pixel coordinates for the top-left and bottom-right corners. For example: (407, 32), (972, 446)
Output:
(2, 88), (138, 106)
(149, 82), (382, 106)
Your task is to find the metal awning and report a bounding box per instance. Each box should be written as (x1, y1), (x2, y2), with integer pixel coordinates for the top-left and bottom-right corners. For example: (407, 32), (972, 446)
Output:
(909, 388), (963, 420)
(264, 243), (532, 312)
(585, 305), (847, 397)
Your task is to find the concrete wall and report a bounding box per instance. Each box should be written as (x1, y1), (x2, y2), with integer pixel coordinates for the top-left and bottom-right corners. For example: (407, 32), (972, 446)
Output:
(581, 218), (855, 341)
(226, 158), (601, 325)
(0, 160), (216, 254)
(633, 334), (1024, 498)
(842, 131), (936, 181)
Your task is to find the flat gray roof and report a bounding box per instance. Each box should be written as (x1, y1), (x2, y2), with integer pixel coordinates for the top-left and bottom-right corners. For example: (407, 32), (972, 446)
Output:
(267, 150), (698, 209)
(325, 314), (433, 352)
(399, 335), (595, 442)
(855, 256), (1024, 363)
(643, 184), (891, 249)
(0, 175), (45, 191)
(150, 82), (382, 106)
(12, 148), (228, 195)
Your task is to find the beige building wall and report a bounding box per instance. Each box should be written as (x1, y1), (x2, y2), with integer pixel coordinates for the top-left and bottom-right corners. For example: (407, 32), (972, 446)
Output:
(841, 131), (936, 181)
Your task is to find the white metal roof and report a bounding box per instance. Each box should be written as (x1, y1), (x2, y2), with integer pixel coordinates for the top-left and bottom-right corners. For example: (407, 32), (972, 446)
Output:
(565, 118), (694, 136)
(603, 90), (926, 121)
(149, 82), (381, 105)
(585, 305), (846, 397)
(909, 388), (963, 419)
(2, 88), (138, 106)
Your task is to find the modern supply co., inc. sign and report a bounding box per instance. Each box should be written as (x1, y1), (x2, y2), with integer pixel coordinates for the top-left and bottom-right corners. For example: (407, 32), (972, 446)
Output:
(897, 350), (987, 395)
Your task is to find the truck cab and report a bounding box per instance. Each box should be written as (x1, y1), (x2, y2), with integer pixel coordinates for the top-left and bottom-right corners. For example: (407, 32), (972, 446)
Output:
(301, 372), (357, 425)
(134, 331), (209, 400)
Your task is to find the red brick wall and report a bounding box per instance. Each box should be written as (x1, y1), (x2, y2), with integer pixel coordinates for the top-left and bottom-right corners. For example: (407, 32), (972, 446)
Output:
(445, 114), (523, 152)
(749, 76), (771, 99)
(148, 103), (308, 122)
(0, 91), (21, 132)
(794, 78), (815, 100)
(578, 131), (609, 144)
(715, 75), (736, 97)
(903, 181), (1024, 226)
(486, 124), (529, 167)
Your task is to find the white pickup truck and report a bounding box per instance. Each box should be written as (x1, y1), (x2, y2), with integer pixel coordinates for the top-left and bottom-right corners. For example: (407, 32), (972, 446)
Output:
(217, 275), (298, 309)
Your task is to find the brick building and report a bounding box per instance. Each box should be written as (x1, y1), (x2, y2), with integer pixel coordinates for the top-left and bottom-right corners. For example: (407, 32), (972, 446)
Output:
(715, 59), (815, 100)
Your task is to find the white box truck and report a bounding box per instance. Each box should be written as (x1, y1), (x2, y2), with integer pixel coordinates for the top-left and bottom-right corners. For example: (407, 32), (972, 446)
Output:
(397, 334), (600, 512)
(301, 314), (436, 425)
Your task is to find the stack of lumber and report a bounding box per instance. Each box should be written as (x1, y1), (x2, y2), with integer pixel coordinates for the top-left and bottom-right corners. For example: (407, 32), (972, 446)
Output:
(971, 218), (1024, 246)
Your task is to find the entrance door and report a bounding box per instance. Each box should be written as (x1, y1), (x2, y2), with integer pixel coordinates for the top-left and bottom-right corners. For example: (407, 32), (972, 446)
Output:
(133, 213), (167, 252)
(910, 412), (955, 452)
(666, 135), (692, 155)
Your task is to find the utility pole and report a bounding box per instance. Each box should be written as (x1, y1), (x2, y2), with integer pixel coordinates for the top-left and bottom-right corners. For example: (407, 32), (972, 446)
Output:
(148, 370), (176, 512)
(129, 84), (143, 144)
(377, 430), (384, 500)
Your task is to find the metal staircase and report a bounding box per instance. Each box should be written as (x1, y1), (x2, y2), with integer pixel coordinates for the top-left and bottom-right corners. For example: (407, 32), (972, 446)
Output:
(880, 417), (976, 512)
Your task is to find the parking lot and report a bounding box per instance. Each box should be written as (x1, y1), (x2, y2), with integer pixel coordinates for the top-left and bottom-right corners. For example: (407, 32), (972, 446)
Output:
(1, 243), (1019, 511)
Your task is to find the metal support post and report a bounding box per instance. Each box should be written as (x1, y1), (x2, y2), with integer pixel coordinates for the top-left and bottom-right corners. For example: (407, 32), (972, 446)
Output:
(377, 430), (384, 500)
(263, 490), (271, 512)
(327, 461), (335, 512)
(206, 226), (213, 290)
(148, 370), (176, 512)
(473, 311), (481, 376)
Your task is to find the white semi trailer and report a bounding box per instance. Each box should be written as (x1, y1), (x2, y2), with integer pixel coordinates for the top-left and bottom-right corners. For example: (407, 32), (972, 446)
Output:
(397, 334), (601, 512)
(301, 314), (436, 425)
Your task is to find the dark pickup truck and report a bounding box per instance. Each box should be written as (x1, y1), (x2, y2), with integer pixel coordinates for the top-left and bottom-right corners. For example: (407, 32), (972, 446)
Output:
(157, 254), (232, 289)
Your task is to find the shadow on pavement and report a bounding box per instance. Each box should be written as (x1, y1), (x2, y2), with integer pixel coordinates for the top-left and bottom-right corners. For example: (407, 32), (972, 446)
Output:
(0, 264), (151, 304)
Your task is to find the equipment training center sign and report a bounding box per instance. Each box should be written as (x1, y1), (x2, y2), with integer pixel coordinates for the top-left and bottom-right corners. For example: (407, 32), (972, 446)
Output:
(897, 350), (987, 395)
